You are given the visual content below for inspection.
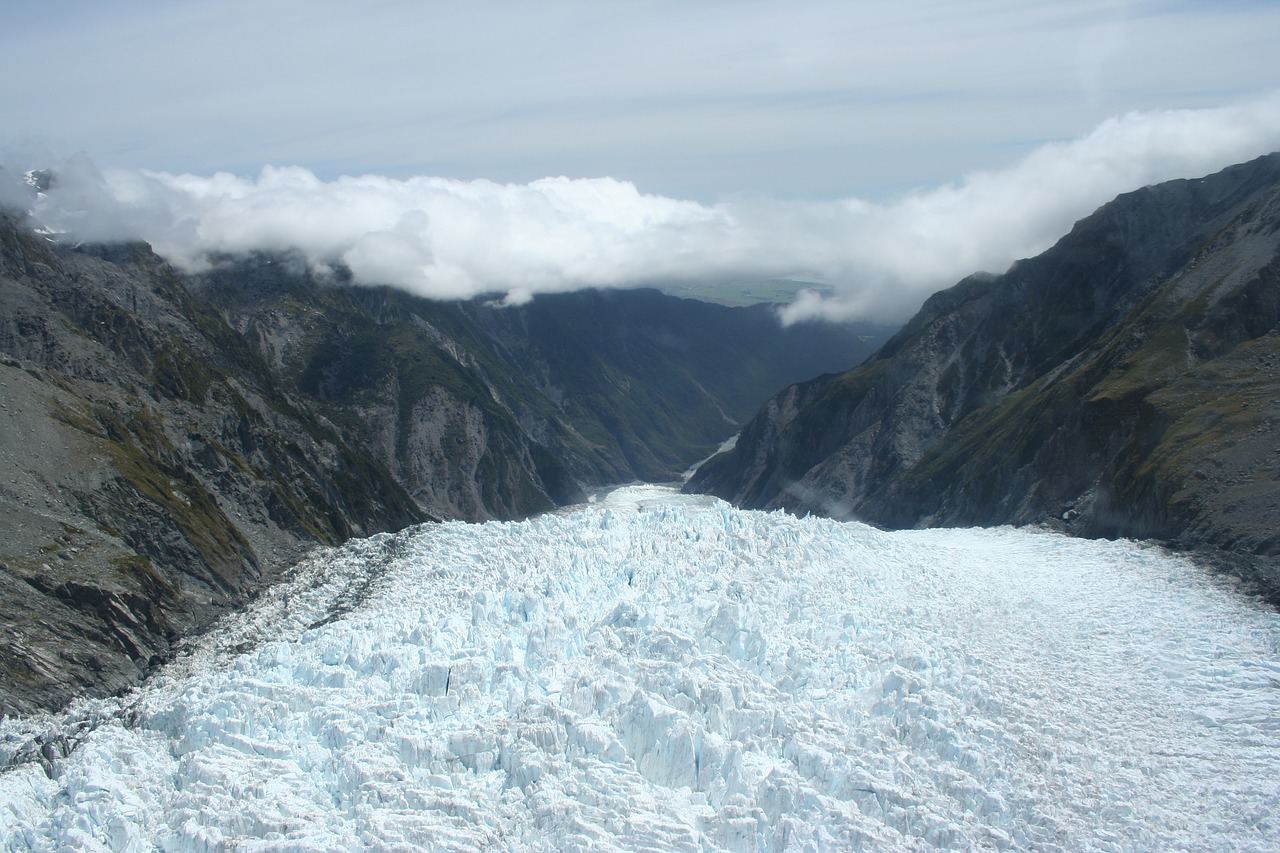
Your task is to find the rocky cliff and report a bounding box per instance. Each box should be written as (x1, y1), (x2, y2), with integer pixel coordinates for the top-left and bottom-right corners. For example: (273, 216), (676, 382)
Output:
(0, 213), (886, 712)
(688, 154), (1280, 593)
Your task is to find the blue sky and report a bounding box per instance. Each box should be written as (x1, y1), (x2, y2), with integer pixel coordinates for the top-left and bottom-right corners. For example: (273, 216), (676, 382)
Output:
(4, 0), (1278, 200)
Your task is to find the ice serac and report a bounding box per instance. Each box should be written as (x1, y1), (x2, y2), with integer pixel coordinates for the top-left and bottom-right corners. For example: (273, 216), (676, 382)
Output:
(687, 153), (1280, 585)
(2, 486), (1278, 850)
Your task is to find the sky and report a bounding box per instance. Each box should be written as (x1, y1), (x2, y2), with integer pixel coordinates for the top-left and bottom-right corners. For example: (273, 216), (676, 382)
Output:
(3, 1), (1280, 321)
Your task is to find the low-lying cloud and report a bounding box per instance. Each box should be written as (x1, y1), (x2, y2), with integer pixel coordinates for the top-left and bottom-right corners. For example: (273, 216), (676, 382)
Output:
(15, 93), (1280, 323)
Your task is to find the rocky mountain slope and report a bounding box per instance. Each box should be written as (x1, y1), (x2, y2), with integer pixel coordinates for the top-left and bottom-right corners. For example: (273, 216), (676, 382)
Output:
(0, 217), (427, 713)
(0, 211), (885, 713)
(689, 154), (1280, 588)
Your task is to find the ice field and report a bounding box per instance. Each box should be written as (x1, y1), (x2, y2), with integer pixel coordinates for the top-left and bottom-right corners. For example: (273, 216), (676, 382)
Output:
(2, 484), (1279, 850)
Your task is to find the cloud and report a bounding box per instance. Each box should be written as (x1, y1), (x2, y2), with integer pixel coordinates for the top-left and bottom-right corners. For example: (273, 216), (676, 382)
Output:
(0, 169), (33, 210)
(17, 93), (1280, 323)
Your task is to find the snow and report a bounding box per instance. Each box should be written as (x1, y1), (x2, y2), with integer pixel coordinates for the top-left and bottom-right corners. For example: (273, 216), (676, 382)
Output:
(3, 485), (1279, 851)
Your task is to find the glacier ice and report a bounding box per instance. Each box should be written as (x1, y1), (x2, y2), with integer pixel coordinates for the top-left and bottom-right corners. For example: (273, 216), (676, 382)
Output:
(2, 484), (1279, 850)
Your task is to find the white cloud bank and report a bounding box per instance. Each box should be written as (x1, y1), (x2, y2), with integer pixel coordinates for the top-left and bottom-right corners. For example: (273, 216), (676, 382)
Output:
(20, 93), (1280, 323)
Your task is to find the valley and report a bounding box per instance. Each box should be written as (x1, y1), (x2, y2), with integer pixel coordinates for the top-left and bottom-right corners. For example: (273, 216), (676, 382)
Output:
(0, 216), (885, 713)
(2, 17), (1279, 842)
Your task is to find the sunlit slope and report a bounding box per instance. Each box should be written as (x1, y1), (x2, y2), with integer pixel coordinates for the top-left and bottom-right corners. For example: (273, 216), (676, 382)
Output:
(3, 487), (1278, 850)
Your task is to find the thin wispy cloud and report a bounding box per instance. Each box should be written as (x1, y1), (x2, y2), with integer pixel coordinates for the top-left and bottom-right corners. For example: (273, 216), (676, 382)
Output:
(17, 93), (1280, 322)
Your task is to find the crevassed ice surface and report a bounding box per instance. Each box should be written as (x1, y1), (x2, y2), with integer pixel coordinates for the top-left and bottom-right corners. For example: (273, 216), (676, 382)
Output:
(3, 485), (1280, 851)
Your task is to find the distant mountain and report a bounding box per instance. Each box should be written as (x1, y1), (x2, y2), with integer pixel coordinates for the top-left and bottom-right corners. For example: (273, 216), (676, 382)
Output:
(0, 215), (888, 712)
(688, 154), (1280, 592)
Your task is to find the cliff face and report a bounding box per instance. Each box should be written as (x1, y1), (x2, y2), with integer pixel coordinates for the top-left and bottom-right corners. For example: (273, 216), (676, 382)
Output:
(688, 154), (1280, 576)
(0, 217), (887, 712)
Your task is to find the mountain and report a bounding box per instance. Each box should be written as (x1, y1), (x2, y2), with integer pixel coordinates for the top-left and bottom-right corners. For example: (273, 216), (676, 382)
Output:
(0, 218), (427, 713)
(192, 257), (887, 520)
(688, 154), (1280, 591)
(0, 214), (887, 713)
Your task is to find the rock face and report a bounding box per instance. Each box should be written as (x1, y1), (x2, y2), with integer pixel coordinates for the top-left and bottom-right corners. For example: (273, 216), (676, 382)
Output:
(688, 154), (1280, 586)
(0, 214), (886, 712)
(0, 218), (427, 713)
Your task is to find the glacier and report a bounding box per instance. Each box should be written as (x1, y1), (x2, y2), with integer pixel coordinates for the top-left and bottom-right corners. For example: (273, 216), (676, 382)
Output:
(2, 484), (1279, 851)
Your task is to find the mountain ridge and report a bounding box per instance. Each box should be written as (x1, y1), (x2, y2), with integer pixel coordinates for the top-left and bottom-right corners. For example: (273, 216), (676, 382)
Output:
(687, 153), (1280, 596)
